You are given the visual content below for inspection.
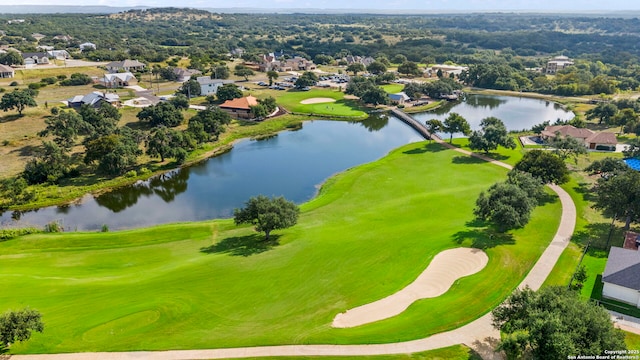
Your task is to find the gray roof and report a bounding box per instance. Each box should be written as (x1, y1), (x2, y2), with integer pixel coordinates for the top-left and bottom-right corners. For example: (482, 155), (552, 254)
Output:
(0, 64), (14, 73)
(68, 91), (119, 106)
(105, 59), (145, 68)
(603, 246), (640, 290)
(389, 92), (410, 101)
(196, 76), (234, 86)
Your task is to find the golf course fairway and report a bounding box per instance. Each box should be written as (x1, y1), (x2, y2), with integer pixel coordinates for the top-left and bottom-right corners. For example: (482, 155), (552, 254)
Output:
(0, 140), (562, 354)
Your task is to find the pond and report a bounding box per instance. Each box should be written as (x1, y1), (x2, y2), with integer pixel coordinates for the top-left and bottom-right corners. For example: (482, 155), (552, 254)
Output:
(411, 94), (574, 137)
(1, 116), (423, 231)
(0, 94), (574, 231)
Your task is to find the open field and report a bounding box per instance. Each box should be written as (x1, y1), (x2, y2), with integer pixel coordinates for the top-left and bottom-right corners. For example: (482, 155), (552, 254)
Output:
(1, 140), (561, 354)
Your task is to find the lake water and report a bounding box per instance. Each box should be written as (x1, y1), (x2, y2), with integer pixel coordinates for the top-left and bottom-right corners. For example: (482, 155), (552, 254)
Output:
(0, 95), (574, 231)
(411, 94), (574, 138)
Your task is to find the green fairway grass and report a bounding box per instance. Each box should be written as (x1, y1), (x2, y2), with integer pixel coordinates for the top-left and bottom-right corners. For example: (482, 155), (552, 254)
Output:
(276, 89), (368, 118)
(380, 84), (405, 94)
(1, 141), (561, 354)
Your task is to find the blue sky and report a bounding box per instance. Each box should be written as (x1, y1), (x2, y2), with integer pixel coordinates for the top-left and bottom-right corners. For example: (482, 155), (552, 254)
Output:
(7, 0), (640, 11)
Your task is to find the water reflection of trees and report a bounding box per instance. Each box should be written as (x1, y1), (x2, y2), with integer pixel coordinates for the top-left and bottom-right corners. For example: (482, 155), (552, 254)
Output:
(353, 113), (389, 132)
(95, 169), (190, 212)
(464, 95), (507, 109)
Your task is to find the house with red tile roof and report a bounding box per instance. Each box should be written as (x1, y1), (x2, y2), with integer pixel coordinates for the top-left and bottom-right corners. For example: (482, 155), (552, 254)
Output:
(219, 95), (258, 119)
(540, 125), (617, 151)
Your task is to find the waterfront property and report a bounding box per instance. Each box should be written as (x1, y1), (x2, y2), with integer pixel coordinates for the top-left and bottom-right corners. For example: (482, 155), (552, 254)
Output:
(219, 95), (258, 119)
(540, 125), (617, 151)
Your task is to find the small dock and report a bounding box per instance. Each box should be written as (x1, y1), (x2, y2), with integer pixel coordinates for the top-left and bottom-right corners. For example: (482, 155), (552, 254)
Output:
(389, 108), (441, 141)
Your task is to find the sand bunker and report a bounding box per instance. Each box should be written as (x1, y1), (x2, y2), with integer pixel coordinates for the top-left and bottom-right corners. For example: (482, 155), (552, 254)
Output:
(332, 247), (488, 328)
(300, 97), (337, 104)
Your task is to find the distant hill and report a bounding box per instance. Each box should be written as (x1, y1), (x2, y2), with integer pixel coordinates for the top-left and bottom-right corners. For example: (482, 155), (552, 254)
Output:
(0, 5), (148, 14)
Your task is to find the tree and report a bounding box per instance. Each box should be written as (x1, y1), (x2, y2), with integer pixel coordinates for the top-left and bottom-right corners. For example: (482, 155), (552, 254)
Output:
(266, 70), (279, 86)
(514, 150), (569, 184)
(39, 110), (91, 150)
(442, 112), (471, 144)
(78, 102), (120, 139)
(0, 89), (37, 116)
(586, 102), (618, 124)
(0, 308), (44, 350)
(250, 104), (269, 119)
(547, 133), (587, 162)
(211, 65), (230, 79)
(474, 182), (536, 232)
(137, 102), (184, 127)
(84, 128), (142, 175)
(402, 82), (423, 100)
(425, 119), (443, 141)
(346, 63), (366, 76)
(165, 95), (188, 111)
(592, 169), (640, 230)
(585, 157), (628, 177)
(366, 61), (387, 75)
(177, 79), (201, 98)
(345, 76), (377, 97)
(391, 54), (407, 64)
(59, 73), (92, 86)
(216, 84), (243, 102)
(492, 286), (626, 360)
(468, 117), (516, 154)
(22, 141), (71, 185)
(188, 107), (231, 141)
(234, 195), (300, 240)
(0, 50), (23, 66)
(360, 88), (389, 106)
(146, 126), (194, 163)
(506, 170), (545, 202)
(295, 71), (318, 88)
(397, 61), (421, 76)
(259, 96), (277, 113)
(234, 64), (254, 81)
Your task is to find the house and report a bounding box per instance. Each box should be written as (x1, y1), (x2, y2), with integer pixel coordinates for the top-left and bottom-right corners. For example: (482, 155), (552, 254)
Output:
(36, 45), (54, 51)
(282, 56), (316, 71)
(52, 35), (73, 42)
(389, 92), (410, 105)
(425, 65), (468, 78)
(101, 72), (138, 88)
(540, 125), (617, 151)
(602, 246), (640, 308)
(196, 76), (234, 96)
(79, 42), (96, 51)
(47, 50), (70, 60)
(173, 68), (201, 83)
(230, 48), (244, 58)
(67, 91), (120, 108)
(219, 95), (258, 119)
(105, 59), (146, 73)
(31, 33), (46, 41)
(22, 52), (49, 65)
(546, 55), (574, 74)
(0, 64), (14, 78)
(585, 132), (618, 151)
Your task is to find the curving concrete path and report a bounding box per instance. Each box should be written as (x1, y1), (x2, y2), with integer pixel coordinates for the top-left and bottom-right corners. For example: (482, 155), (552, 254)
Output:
(7, 115), (577, 360)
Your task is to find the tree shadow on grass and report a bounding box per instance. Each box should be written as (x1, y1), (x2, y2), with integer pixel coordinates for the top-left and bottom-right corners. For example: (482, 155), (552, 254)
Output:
(0, 114), (23, 123)
(9, 144), (40, 156)
(200, 233), (281, 257)
(572, 222), (624, 256)
(452, 155), (485, 165)
(402, 142), (445, 154)
(573, 181), (596, 202)
(453, 219), (515, 249)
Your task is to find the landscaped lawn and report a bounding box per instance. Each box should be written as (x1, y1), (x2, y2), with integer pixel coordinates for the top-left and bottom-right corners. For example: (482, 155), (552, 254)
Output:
(276, 88), (368, 118)
(380, 84), (404, 94)
(1, 140), (562, 354)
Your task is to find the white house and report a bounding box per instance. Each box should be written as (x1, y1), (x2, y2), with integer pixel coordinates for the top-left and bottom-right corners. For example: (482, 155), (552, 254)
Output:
(602, 246), (640, 307)
(389, 92), (410, 105)
(196, 76), (234, 96)
(101, 72), (138, 88)
(79, 42), (96, 51)
(22, 52), (49, 65)
(546, 55), (574, 74)
(67, 91), (120, 108)
(47, 50), (70, 60)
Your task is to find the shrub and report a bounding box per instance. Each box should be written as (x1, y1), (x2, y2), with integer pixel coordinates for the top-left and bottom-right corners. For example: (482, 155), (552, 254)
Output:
(101, 224), (109, 232)
(125, 170), (137, 178)
(44, 221), (63, 233)
(9, 81), (18, 86)
(0, 227), (41, 241)
(139, 167), (151, 175)
(28, 83), (42, 90)
(56, 74), (67, 80)
(41, 77), (57, 85)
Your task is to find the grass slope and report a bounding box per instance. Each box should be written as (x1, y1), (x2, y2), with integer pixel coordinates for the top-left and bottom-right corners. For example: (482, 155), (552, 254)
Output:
(0, 141), (561, 354)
